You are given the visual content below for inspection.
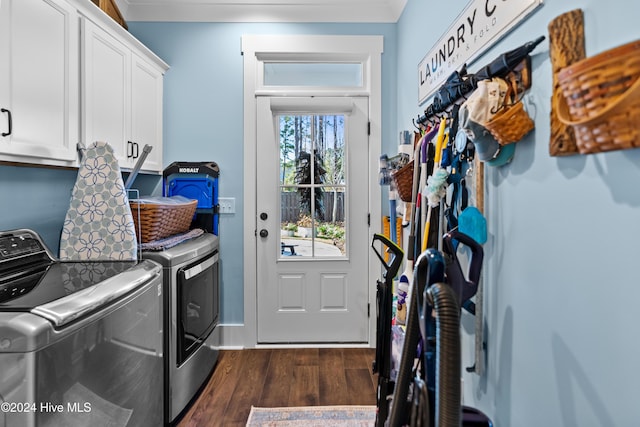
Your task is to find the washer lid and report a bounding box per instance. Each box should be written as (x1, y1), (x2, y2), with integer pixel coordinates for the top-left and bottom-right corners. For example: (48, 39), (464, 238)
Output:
(1, 260), (137, 310)
(31, 260), (160, 327)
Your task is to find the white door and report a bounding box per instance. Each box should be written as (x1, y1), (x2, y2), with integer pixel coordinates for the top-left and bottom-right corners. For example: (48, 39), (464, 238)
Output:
(256, 96), (370, 343)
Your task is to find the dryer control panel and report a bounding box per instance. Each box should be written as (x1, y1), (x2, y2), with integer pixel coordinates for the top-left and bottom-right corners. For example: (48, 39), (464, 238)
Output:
(0, 230), (53, 304)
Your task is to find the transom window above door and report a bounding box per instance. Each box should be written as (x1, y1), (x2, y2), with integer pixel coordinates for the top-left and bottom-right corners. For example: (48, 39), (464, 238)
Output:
(264, 62), (363, 87)
(248, 37), (379, 96)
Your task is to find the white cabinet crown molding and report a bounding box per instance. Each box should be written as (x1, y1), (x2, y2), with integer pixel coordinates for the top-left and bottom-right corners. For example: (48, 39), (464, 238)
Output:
(69, 0), (169, 72)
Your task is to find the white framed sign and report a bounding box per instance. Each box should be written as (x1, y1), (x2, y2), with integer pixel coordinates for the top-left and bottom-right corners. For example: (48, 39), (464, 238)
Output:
(418, 0), (544, 105)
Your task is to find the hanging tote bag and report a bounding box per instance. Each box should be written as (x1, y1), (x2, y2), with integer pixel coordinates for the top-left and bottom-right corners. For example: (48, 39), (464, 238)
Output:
(484, 78), (535, 145)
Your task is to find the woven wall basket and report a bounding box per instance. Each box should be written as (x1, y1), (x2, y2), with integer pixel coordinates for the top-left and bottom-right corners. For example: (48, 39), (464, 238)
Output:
(485, 100), (535, 145)
(391, 162), (414, 202)
(556, 40), (640, 154)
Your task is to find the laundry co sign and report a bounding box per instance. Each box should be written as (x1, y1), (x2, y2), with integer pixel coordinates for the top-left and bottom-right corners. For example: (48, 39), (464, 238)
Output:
(418, 0), (543, 105)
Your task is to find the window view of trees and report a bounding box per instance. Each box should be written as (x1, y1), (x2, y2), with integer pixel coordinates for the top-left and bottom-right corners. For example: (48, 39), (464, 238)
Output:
(279, 114), (346, 255)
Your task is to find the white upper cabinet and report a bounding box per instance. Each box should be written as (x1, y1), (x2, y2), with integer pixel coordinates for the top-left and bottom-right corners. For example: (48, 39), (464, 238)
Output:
(81, 18), (131, 167)
(81, 16), (167, 173)
(0, 0), (167, 172)
(130, 53), (164, 173)
(0, 0), (79, 166)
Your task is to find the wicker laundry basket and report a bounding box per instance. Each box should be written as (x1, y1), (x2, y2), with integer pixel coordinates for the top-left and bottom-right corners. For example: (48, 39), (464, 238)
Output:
(556, 40), (640, 154)
(130, 197), (197, 243)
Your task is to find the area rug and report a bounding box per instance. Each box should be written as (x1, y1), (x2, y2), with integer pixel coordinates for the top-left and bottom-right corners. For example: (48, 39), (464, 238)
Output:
(246, 405), (376, 426)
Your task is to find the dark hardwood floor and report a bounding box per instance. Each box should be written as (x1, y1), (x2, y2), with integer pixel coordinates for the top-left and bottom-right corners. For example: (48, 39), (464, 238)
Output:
(176, 348), (377, 427)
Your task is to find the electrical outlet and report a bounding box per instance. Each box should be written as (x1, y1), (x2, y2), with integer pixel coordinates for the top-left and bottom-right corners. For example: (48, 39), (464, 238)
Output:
(219, 197), (235, 214)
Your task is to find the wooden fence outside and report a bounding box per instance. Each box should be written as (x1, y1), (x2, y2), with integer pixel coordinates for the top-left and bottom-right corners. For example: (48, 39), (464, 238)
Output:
(281, 191), (345, 223)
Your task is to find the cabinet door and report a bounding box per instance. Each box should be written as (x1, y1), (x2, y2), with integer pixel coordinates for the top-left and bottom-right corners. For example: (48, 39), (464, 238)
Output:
(0, 1), (8, 139)
(81, 18), (132, 167)
(0, 0), (79, 165)
(131, 54), (164, 172)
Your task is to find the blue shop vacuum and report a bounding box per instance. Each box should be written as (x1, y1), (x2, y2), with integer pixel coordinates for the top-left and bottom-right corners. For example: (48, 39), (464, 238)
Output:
(163, 162), (220, 235)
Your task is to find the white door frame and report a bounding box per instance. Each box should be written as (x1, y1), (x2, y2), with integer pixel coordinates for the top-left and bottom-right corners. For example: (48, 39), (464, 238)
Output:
(238, 34), (383, 348)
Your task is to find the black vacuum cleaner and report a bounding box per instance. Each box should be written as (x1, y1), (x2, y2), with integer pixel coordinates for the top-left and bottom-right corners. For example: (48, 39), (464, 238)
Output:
(384, 231), (493, 427)
(371, 233), (404, 427)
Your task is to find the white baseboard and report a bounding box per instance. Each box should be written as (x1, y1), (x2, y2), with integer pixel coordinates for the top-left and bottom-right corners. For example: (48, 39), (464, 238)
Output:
(217, 323), (246, 349)
(216, 323), (375, 350)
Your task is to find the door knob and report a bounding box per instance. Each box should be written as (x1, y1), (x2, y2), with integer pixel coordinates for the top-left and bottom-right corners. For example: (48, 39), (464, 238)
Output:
(260, 212), (268, 220)
(259, 229), (268, 238)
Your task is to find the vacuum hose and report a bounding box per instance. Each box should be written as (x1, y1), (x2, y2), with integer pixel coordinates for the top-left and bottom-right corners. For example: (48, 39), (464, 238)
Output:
(386, 278), (422, 427)
(425, 282), (461, 427)
(387, 249), (445, 427)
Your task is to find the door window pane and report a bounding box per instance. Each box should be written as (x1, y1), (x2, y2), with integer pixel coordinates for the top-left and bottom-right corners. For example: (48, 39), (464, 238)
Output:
(278, 114), (347, 258)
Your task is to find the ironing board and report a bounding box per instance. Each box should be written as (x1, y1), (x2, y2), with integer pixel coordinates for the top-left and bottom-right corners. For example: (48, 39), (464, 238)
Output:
(59, 141), (138, 260)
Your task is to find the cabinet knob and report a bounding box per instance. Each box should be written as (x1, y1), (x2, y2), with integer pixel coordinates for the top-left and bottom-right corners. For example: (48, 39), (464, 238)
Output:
(259, 229), (268, 238)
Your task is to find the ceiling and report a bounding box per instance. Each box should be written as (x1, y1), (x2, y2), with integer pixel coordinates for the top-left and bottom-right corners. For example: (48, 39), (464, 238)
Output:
(113, 0), (407, 23)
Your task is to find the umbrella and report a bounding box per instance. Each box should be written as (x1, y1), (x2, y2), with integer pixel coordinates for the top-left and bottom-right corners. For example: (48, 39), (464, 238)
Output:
(419, 66), (476, 124)
(417, 36), (545, 127)
(474, 35), (545, 81)
(432, 64), (476, 112)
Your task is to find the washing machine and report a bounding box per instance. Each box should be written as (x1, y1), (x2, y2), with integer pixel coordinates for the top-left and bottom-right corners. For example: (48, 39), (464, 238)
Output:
(0, 229), (164, 427)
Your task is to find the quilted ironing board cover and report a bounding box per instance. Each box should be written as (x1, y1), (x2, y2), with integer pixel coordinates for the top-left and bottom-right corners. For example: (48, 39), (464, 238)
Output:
(59, 141), (138, 260)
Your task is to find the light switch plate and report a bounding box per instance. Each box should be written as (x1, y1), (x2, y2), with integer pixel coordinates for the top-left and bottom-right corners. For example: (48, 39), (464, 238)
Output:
(219, 197), (235, 214)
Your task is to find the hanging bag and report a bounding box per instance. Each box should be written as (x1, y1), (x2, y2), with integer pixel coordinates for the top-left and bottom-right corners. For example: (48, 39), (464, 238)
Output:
(484, 78), (535, 145)
(459, 78), (508, 161)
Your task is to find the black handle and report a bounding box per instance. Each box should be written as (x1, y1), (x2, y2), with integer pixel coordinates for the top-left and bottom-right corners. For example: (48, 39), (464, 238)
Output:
(444, 230), (483, 287)
(443, 230), (484, 307)
(127, 141), (133, 158)
(259, 229), (268, 238)
(133, 142), (139, 159)
(260, 212), (268, 220)
(1, 108), (12, 137)
(371, 233), (404, 279)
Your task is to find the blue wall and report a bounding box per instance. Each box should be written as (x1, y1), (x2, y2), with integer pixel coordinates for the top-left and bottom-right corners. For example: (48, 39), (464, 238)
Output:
(0, 166), (159, 254)
(0, 166), (78, 251)
(3, 2), (639, 424)
(397, 0), (640, 426)
(0, 22), (395, 325)
(128, 22), (397, 324)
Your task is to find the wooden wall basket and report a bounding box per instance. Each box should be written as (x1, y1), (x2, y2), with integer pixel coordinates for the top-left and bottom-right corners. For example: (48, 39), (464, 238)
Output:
(556, 40), (640, 155)
(92, 0), (128, 30)
(548, 9), (585, 156)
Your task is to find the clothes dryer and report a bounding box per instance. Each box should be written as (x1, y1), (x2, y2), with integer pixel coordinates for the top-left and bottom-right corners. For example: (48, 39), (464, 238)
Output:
(142, 233), (220, 424)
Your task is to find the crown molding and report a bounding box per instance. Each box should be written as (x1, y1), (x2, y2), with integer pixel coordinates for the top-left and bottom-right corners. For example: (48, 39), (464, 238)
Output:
(114, 0), (407, 23)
